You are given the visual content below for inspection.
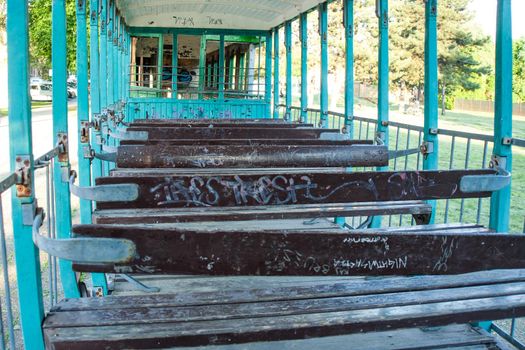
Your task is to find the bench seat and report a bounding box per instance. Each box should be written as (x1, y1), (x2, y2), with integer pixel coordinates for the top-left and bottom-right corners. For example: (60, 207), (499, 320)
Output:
(93, 200), (432, 224)
(43, 270), (525, 349)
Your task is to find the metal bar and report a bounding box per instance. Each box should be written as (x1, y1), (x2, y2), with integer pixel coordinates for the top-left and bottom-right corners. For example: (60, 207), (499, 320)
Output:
(444, 136), (456, 223)
(219, 35), (225, 101)
(99, 0), (108, 109)
(45, 164), (54, 307)
(6, 0), (46, 346)
(199, 35), (206, 98)
(107, 0), (114, 106)
(476, 141), (489, 224)
(285, 21), (292, 121)
(319, 3), (328, 128)
(0, 173), (17, 195)
(491, 324), (525, 350)
(53, 0), (80, 298)
(459, 138), (471, 222)
(423, 0), (439, 223)
(50, 158), (58, 305)
(69, 171), (139, 202)
(33, 210), (136, 264)
(490, 0), (513, 232)
(273, 27), (280, 119)
(300, 13), (308, 123)
(172, 33), (178, 98)
(119, 274), (160, 293)
(344, 0), (354, 138)
(0, 198), (17, 350)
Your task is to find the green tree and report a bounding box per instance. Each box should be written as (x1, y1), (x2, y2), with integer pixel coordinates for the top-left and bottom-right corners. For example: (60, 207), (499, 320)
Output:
(29, 0), (78, 76)
(513, 38), (525, 103)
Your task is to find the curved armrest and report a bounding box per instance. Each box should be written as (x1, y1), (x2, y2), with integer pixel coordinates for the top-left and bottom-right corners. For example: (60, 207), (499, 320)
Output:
(69, 171), (139, 202)
(460, 167), (511, 193)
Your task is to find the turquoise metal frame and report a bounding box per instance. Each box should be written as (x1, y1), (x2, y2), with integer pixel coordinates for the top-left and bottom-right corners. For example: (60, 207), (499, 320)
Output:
(285, 21), (292, 121)
(52, 0), (80, 299)
(344, 0), (354, 139)
(319, 2), (328, 128)
(300, 13), (308, 123)
(265, 31), (273, 118)
(273, 27), (280, 119)
(423, 0), (439, 223)
(6, 1), (46, 347)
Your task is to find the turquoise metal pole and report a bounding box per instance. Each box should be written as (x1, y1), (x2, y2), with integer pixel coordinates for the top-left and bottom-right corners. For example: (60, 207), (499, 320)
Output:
(344, 0), (354, 138)
(6, 0), (46, 347)
(319, 3), (329, 128)
(371, 0), (389, 228)
(219, 35), (225, 101)
(300, 13), (308, 124)
(199, 35), (207, 99)
(100, 0), (108, 109)
(490, 0), (513, 232)
(52, 0), (81, 298)
(88, 0), (109, 294)
(113, 15), (119, 104)
(107, 1), (114, 107)
(285, 21), (292, 121)
(265, 32), (273, 118)
(273, 27), (280, 119)
(172, 33), (178, 99)
(423, 0), (439, 223)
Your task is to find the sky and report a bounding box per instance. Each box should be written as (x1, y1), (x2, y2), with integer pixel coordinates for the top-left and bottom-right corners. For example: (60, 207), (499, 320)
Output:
(469, 0), (525, 39)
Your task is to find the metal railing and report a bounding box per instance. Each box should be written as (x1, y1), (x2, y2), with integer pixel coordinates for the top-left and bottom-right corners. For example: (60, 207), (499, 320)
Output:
(0, 148), (63, 349)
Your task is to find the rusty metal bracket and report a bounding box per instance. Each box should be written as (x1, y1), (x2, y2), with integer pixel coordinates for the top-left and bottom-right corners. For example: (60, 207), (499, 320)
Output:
(80, 120), (90, 143)
(420, 141), (434, 156)
(57, 132), (69, 163)
(15, 155), (32, 198)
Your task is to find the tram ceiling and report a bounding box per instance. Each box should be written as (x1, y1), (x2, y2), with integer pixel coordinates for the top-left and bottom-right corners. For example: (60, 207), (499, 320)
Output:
(115, 0), (327, 30)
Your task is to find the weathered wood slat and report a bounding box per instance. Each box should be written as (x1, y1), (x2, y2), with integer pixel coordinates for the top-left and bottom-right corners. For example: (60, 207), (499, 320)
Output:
(119, 139), (373, 146)
(50, 269), (525, 312)
(126, 126), (340, 140)
(130, 118), (308, 127)
(43, 294), (525, 349)
(71, 225), (525, 275)
(95, 170), (494, 209)
(108, 167), (350, 177)
(116, 144), (389, 169)
(93, 201), (432, 224)
(44, 282), (525, 328)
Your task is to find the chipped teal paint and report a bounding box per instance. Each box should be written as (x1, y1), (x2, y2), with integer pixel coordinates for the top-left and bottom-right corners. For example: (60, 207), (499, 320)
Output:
(490, 0), (513, 233)
(172, 33), (178, 98)
(273, 27), (280, 119)
(52, 0), (80, 299)
(371, 0), (389, 228)
(7, 0), (45, 347)
(285, 21), (292, 121)
(300, 13), (308, 123)
(219, 35), (225, 100)
(319, 3), (328, 128)
(344, 0), (354, 139)
(423, 0), (439, 224)
(265, 32), (273, 118)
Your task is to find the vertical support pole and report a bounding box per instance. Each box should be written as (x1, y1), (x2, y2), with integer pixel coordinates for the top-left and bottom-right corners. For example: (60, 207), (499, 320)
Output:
(239, 53), (245, 91)
(490, 0), (513, 232)
(319, 3), (329, 128)
(113, 14), (120, 103)
(344, 0), (354, 138)
(7, 0), (46, 347)
(273, 27), (280, 119)
(285, 21), (292, 121)
(199, 35), (207, 98)
(423, 0), (439, 223)
(300, 13), (308, 124)
(172, 33), (178, 99)
(87, 0), (108, 295)
(52, 0), (81, 298)
(228, 51), (235, 90)
(100, 0), (108, 110)
(107, 1), (114, 107)
(157, 33), (164, 92)
(219, 35), (225, 101)
(371, 0), (389, 228)
(265, 32), (273, 118)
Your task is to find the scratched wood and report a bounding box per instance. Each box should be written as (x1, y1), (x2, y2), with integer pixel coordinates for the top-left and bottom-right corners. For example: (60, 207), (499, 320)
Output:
(92, 201), (432, 224)
(71, 225), (525, 275)
(116, 144), (389, 168)
(43, 287), (525, 349)
(129, 120), (316, 128)
(119, 139), (373, 146)
(131, 118), (307, 125)
(95, 169), (495, 209)
(126, 126), (340, 140)
(108, 167), (350, 177)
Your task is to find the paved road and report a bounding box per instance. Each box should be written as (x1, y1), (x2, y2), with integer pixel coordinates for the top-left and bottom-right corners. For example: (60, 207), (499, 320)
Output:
(0, 100), (79, 175)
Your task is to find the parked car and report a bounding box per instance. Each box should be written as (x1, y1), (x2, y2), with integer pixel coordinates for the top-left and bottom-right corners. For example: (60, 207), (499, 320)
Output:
(30, 82), (53, 101)
(67, 82), (77, 98)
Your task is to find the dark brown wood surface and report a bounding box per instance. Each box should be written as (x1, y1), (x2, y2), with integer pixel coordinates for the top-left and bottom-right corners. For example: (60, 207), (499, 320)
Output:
(119, 139), (373, 146)
(129, 120), (315, 128)
(43, 269), (525, 349)
(127, 126), (340, 140)
(95, 169), (495, 209)
(116, 144), (389, 168)
(71, 225), (525, 275)
(92, 201), (432, 224)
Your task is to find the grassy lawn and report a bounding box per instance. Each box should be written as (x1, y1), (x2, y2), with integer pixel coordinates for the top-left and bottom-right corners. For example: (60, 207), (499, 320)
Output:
(0, 101), (53, 117)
